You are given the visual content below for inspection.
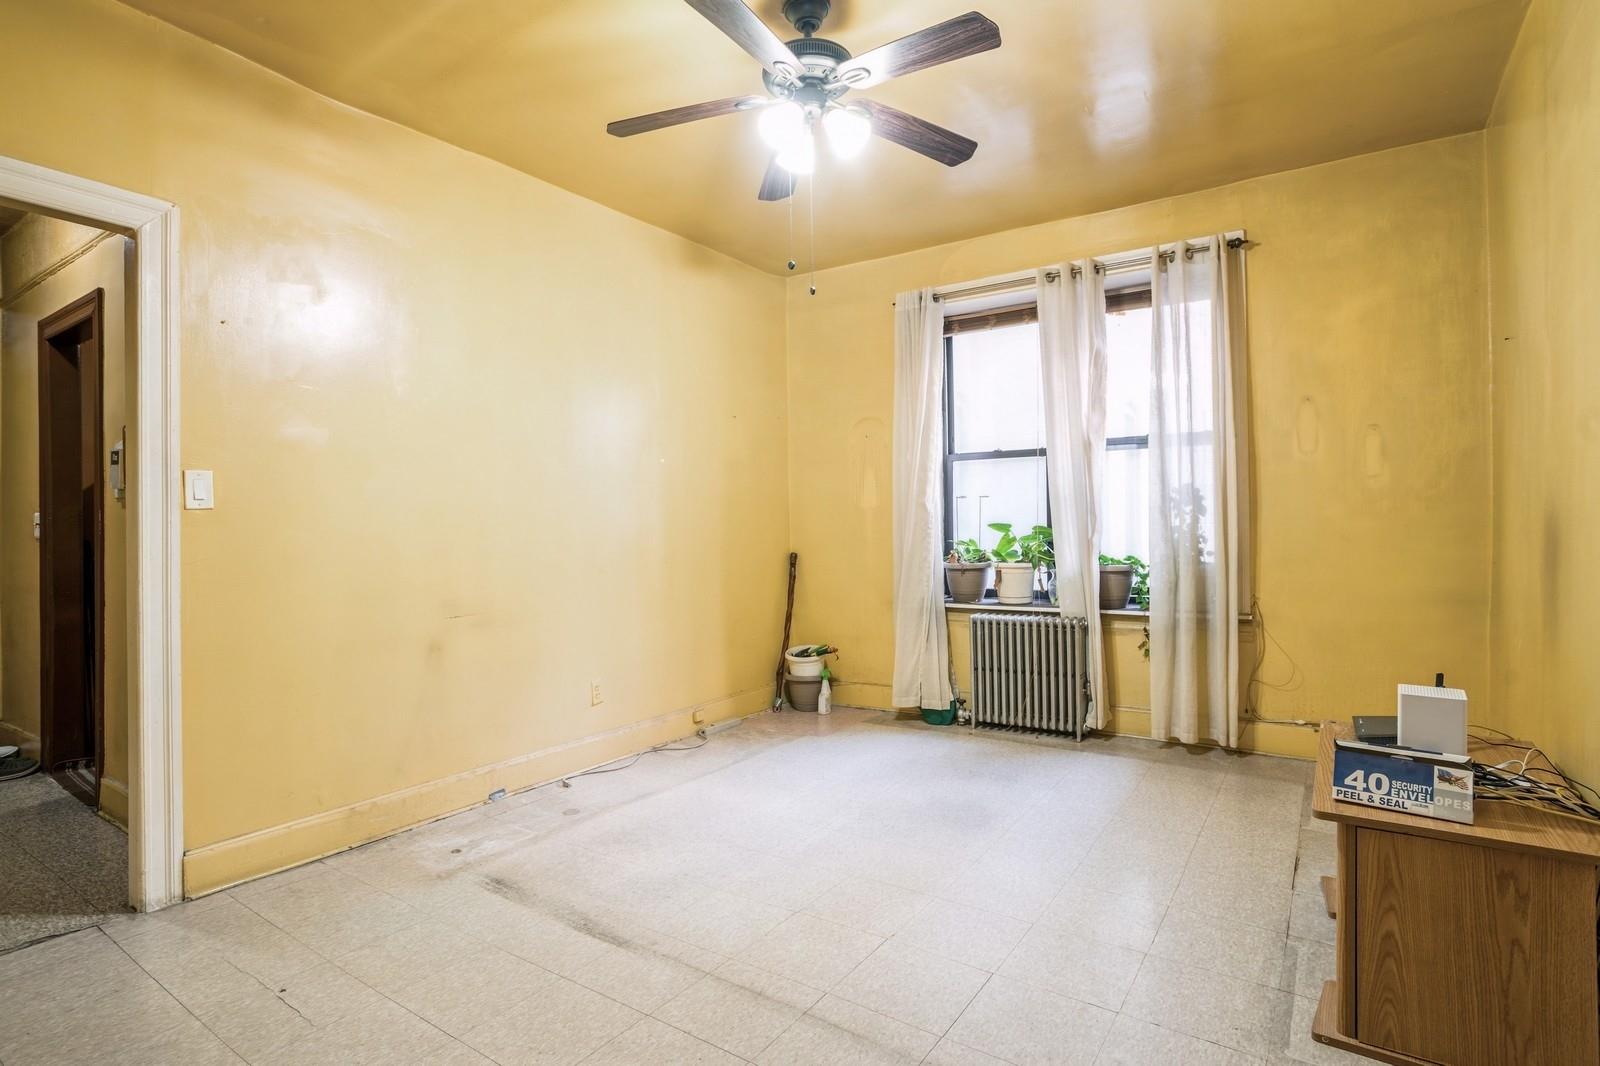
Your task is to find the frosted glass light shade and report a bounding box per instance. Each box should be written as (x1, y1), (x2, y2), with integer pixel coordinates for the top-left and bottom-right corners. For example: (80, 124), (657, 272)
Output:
(758, 102), (806, 151)
(824, 106), (871, 159)
(776, 132), (816, 174)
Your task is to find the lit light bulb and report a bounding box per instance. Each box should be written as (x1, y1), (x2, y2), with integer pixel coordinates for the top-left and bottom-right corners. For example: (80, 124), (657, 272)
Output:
(823, 106), (871, 159)
(776, 132), (815, 174)
(758, 101), (806, 152)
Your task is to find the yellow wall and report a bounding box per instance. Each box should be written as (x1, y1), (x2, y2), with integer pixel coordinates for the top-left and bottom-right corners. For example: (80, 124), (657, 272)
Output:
(786, 135), (1492, 758)
(0, 215), (132, 822)
(1485, 0), (1600, 784)
(0, 0), (788, 894)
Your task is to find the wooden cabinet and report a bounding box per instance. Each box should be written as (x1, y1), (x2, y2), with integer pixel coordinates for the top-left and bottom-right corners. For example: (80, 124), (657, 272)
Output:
(1312, 723), (1600, 1065)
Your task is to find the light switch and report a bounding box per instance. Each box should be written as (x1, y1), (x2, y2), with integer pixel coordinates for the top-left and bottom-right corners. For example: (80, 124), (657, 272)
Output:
(184, 470), (215, 510)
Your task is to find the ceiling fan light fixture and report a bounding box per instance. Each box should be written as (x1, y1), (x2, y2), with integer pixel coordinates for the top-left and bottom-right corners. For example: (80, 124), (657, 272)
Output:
(757, 101), (807, 152)
(823, 106), (871, 160)
(776, 131), (816, 175)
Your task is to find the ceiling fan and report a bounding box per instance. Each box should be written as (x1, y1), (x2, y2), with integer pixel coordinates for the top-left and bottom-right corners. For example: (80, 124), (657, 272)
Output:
(607, 0), (1001, 202)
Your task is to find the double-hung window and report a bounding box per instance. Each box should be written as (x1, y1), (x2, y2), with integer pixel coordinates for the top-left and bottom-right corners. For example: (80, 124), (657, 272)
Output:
(942, 305), (1047, 556)
(942, 282), (1155, 586)
(1099, 284), (1153, 562)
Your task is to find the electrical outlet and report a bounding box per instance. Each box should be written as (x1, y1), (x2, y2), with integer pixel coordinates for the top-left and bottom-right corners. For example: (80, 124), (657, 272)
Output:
(590, 682), (603, 706)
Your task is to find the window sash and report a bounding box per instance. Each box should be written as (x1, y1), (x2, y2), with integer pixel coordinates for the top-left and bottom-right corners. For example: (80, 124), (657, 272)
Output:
(943, 332), (1050, 550)
(940, 288), (1153, 551)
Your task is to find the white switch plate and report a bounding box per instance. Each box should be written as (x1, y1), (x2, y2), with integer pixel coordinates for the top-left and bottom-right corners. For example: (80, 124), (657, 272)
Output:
(183, 470), (215, 510)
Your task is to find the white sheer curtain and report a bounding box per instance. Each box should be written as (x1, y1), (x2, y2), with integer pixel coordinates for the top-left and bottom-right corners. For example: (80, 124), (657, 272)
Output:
(891, 288), (953, 711)
(1148, 238), (1244, 746)
(1037, 262), (1109, 727)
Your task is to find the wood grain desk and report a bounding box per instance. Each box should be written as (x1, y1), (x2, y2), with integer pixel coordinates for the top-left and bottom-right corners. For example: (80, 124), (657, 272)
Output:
(1311, 721), (1600, 1065)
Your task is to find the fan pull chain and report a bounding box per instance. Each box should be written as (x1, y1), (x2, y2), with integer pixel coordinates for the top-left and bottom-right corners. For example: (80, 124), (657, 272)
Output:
(808, 168), (817, 296)
(786, 189), (797, 273)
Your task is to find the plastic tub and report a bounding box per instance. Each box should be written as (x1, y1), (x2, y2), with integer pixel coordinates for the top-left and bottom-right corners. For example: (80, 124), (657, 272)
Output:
(785, 675), (823, 711)
(784, 645), (830, 678)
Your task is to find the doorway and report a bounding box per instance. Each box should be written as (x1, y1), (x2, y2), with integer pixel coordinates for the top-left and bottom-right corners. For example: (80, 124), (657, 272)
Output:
(0, 151), (184, 912)
(37, 290), (106, 806)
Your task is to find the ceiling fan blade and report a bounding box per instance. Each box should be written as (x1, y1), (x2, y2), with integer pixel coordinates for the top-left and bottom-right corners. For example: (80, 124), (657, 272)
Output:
(856, 100), (977, 167)
(833, 11), (1001, 90)
(683, 0), (805, 83)
(757, 156), (796, 202)
(607, 95), (765, 137)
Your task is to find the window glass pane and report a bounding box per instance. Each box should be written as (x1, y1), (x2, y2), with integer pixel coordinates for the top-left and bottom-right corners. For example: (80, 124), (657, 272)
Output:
(1100, 447), (1149, 563)
(950, 322), (1044, 453)
(1105, 306), (1151, 440)
(950, 455), (1048, 551)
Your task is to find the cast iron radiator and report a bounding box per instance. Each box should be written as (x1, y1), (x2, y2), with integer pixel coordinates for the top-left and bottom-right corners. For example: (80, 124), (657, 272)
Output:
(968, 612), (1092, 740)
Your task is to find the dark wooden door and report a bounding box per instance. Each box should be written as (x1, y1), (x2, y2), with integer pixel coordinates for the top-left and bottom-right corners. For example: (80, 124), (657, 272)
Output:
(38, 290), (105, 803)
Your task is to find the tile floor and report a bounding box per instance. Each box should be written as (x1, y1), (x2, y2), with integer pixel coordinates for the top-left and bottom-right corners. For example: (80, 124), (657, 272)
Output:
(0, 709), (1363, 1065)
(1, 772), (131, 954)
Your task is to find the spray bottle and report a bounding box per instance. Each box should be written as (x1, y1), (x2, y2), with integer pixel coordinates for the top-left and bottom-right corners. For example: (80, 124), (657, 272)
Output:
(818, 666), (832, 715)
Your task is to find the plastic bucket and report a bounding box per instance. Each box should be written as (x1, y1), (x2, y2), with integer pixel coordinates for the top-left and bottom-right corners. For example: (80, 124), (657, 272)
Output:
(785, 675), (823, 711)
(785, 645), (828, 678)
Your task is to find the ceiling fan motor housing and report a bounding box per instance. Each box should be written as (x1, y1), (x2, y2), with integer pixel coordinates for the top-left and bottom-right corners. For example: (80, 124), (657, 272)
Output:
(782, 0), (831, 36)
(763, 35), (852, 101)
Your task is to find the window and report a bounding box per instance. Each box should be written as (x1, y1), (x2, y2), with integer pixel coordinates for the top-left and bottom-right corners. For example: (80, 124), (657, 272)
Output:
(943, 311), (1047, 555)
(1100, 285), (1153, 562)
(942, 284), (1154, 572)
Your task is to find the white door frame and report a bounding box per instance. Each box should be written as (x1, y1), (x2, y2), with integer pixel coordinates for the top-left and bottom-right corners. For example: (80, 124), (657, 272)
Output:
(0, 154), (183, 910)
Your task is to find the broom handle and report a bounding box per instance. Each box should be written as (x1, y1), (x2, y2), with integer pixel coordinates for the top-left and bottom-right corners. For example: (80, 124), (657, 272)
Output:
(773, 552), (798, 707)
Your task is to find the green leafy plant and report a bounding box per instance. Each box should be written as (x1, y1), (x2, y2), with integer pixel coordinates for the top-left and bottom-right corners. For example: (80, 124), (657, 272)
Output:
(946, 538), (992, 564)
(987, 522), (1023, 563)
(1098, 552), (1150, 611)
(1018, 525), (1054, 571)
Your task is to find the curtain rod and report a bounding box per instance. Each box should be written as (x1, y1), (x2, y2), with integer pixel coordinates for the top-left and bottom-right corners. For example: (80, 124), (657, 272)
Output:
(892, 234), (1248, 307)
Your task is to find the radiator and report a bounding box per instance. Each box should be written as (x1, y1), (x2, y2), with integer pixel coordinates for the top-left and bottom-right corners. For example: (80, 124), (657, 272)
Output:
(968, 613), (1092, 739)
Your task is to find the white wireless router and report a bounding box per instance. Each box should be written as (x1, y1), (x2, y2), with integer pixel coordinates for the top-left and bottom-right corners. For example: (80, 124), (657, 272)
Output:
(1397, 677), (1468, 756)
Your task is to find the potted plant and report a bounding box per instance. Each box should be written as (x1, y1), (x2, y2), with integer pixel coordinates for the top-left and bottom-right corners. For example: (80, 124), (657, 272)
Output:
(988, 522), (1035, 605)
(944, 539), (993, 603)
(1097, 553), (1149, 610)
(1018, 525), (1056, 603)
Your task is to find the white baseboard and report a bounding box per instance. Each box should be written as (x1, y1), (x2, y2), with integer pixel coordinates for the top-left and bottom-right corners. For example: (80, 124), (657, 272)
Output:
(182, 686), (769, 897)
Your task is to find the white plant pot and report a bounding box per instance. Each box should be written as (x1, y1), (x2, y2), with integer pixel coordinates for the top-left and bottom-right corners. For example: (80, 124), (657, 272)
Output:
(994, 563), (1035, 605)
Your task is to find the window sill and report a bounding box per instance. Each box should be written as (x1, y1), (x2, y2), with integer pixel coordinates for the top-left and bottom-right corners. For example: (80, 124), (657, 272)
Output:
(943, 598), (1148, 619)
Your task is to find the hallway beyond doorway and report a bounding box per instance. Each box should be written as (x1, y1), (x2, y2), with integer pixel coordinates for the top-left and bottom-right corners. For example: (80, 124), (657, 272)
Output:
(0, 771), (129, 954)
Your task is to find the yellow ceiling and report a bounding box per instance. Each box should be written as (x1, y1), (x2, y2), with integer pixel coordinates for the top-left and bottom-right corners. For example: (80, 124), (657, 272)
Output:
(120, 0), (1527, 272)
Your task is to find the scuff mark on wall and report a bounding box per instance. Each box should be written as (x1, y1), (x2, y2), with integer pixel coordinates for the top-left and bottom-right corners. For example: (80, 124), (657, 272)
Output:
(1363, 424), (1389, 485)
(1295, 397), (1319, 455)
(851, 416), (887, 513)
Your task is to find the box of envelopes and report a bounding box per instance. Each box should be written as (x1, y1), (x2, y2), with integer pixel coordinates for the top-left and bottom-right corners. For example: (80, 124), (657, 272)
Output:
(1331, 741), (1475, 824)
